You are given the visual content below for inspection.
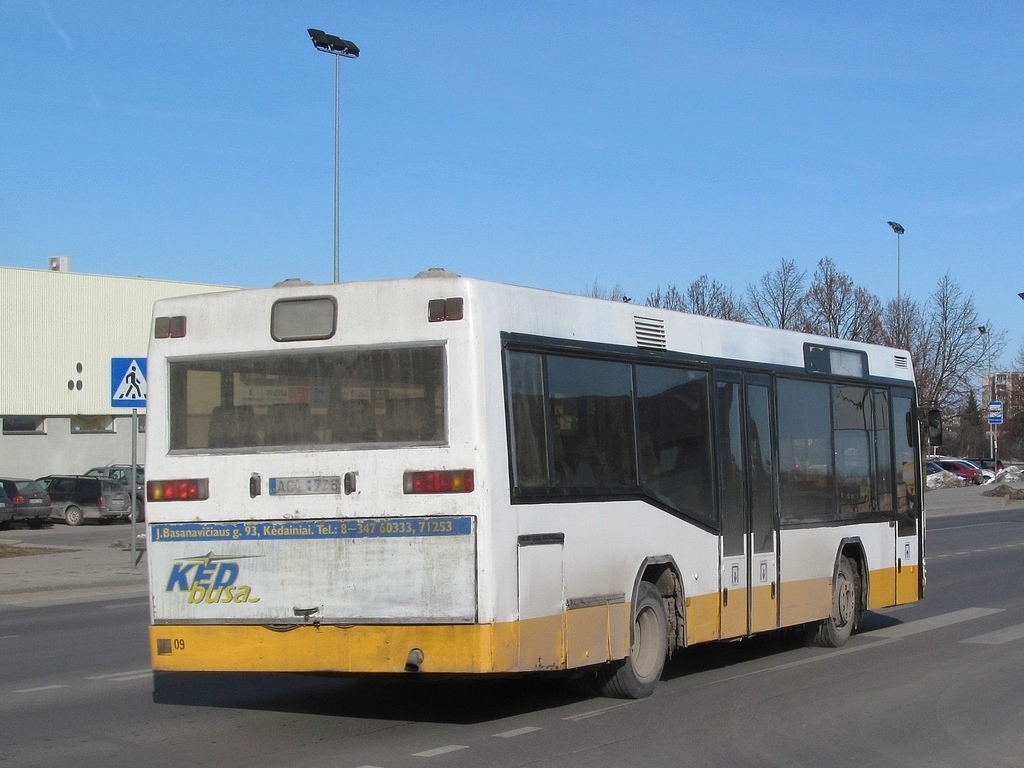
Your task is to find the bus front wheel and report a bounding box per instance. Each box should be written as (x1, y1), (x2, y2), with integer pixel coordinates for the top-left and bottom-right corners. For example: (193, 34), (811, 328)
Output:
(597, 581), (668, 699)
(810, 555), (859, 648)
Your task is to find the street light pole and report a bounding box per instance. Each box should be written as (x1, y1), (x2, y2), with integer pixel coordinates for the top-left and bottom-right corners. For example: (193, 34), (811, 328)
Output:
(308, 29), (359, 283)
(887, 221), (905, 300)
(979, 326), (993, 460)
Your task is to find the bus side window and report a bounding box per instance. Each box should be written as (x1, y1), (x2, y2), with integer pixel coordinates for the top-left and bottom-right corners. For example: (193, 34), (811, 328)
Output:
(637, 431), (659, 491)
(506, 351), (550, 488)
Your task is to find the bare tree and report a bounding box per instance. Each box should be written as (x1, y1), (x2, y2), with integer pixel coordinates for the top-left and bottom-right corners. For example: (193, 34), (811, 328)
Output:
(894, 273), (1006, 416)
(584, 280), (630, 302)
(645, 284), (686, 312)
(802, 258), (884, 342)
(638, 267), (1008, 437)
(745, 259), (807, 329)
(881, 294), (921, 353)
(684, 275), (747, 321)
(647, 276), (746, 321)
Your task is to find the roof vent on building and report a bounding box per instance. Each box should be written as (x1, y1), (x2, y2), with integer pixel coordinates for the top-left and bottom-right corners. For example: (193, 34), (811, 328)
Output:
(48, 255), (71, 272)
(634, 316), (667, 349)
(273, 277), (314, 287)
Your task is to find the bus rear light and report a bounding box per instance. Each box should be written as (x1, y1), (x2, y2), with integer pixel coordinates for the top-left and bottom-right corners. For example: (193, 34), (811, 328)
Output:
(154, 315), (187, 339)
(403, 469), (474, 494)
(147, 478), (209, 502)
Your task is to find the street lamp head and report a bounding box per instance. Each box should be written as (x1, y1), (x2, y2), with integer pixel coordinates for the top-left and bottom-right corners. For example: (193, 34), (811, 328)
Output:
(308, 29), (359, 58)
(887, 221), (905, 235)
(1019, 292), (1024, 301)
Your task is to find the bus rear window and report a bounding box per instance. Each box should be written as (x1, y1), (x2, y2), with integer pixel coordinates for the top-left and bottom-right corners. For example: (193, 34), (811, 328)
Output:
(167, 346), (445, 450)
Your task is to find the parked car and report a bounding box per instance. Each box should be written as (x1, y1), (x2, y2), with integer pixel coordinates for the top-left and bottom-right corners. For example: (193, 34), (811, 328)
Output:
(957, 459), (994, 483)
(37, 474), (131, 526)
(0, 484), (13, 529)
(934, 459), (983, 485)
(84, 465), (145, 521)
(926, 460), (945, 475)
(0, 478), (54, 529)
(964, 457), (1004, 474)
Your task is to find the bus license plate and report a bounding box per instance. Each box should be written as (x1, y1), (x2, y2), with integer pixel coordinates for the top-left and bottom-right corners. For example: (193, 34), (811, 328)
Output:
(269, 476), (341, 496)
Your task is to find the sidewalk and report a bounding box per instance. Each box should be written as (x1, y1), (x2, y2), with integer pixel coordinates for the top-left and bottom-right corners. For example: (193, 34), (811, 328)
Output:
(0, 482), (1022, 605)
(0, 532), (148, 605)
(923, 480), (1024, 517)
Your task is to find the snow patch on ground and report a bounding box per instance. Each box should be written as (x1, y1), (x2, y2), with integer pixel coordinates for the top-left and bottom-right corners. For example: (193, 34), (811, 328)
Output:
(925, 463), (1024, 490)
(927, 470), (968, 489)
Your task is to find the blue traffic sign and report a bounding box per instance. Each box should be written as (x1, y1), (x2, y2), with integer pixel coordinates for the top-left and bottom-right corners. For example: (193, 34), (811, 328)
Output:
(988, 400), (1003, 425)
(111, 357), (147, 408)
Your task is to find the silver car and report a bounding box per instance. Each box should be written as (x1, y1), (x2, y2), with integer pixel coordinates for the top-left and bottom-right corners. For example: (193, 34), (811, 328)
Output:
(84, 465), (145, 521)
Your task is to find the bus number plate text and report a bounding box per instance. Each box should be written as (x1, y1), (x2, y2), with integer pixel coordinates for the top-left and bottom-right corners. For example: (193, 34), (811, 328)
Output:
(269, 476), (341, 496)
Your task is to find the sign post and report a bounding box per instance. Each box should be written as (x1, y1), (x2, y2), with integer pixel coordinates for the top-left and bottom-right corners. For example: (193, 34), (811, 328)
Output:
(111, 358), (147, 566)
(988, 400), (1003, 473)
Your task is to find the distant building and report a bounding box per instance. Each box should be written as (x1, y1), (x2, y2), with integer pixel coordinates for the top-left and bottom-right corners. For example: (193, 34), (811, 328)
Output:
(0, 261), (234, 479)
(982, 371), (1022, 415)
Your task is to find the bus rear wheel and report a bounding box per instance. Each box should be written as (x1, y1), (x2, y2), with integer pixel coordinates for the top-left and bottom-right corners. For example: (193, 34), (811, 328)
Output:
(597, 581), (667, 699)
(810, 555), (859, 648)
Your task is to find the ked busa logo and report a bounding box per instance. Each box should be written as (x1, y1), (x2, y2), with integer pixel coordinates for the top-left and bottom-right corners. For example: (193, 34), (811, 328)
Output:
(165, 552), (261, 604)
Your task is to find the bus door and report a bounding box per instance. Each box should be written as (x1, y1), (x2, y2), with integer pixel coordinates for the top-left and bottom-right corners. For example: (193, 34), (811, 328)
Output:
(892, 392), (921, 604)
(716, 373), (779, 638)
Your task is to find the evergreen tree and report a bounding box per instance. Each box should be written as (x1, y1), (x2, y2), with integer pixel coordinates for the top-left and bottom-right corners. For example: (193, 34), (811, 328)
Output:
(956, 390), (987, 458)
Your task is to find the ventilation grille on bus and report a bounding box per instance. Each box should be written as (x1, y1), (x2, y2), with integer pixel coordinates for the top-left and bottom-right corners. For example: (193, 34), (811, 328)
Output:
(634, 317), (667, 349)
(894, 355), (910, 369)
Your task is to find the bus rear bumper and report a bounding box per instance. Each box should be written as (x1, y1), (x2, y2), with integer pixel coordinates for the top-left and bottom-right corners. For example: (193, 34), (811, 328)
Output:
(150, 615), (592, 675)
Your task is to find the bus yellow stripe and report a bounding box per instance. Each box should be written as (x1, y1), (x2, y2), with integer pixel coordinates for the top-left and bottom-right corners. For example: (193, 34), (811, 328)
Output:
(152, 607), (629, 675)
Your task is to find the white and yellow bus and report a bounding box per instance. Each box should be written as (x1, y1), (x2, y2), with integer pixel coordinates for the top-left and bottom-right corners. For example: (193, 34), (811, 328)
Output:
(145, 270), (926, 698)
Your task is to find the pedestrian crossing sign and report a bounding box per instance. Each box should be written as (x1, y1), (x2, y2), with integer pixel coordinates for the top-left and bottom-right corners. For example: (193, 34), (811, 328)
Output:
(111, 357), (147, 408)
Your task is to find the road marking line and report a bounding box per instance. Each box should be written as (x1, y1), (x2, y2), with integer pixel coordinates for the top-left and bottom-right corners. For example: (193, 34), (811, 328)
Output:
(929, 542), (1024, 559)
(662, 607), (1008, 691)
(700, 637), (899, 686)
(494, 726), (541, 737)
(413, 745), (468, 757)
(102, 601), (150, 610)
(563, 701), (638, 721)
(16, 684), (68, 693)
(870, 607), (1003, 639)
(963, 623), (1024, 645)
(86, 669), (152, 680)
(108, 672), (153, 682)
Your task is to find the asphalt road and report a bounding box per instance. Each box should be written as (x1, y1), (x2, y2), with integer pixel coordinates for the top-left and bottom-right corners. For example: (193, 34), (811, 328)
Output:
(2, 505), (1024, 768)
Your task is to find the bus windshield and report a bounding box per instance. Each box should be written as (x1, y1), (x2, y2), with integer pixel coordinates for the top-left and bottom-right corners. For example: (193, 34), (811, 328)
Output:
(167, 345), (445, 451)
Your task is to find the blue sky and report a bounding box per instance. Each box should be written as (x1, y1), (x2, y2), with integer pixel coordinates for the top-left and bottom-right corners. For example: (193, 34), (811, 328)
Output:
(3, 2), (1023, 364)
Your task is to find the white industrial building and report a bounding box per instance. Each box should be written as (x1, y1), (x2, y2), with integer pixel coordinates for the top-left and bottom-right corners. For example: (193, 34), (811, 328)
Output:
(0, 260), (233, 479)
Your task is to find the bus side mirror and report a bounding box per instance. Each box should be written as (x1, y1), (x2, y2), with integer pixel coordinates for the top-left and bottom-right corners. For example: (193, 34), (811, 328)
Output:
(926, 409), (943, 447)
